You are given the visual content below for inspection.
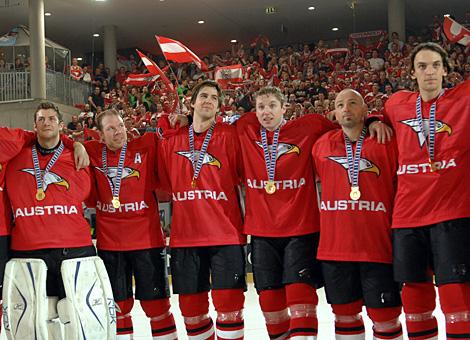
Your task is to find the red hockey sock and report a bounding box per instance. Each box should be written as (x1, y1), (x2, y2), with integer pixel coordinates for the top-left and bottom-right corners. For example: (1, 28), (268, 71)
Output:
(286, 283), (318, 338)
(259, 288), (290, 339)
(333, 300), (365, 339)
(179, 292), (214, 339)
(116, 298), (134, 335)
(402, 282), (438, 339)
(212, 289), (244, 340)
(140, 298), (177, 339)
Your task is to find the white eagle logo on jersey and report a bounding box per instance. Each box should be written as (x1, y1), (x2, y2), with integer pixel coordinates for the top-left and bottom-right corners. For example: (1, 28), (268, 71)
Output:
(95, 166), (140, 191)
(21, 169), (70, 192)
(255, 141), (300, 160)
(327, 156), (380, 182)
(176, 151), (222, 169)
(400, 118), (452, 148)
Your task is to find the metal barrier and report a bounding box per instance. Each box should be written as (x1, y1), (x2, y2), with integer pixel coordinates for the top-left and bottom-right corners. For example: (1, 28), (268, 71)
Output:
(0, 70), (91, 106)
(0, 71), (30, 102)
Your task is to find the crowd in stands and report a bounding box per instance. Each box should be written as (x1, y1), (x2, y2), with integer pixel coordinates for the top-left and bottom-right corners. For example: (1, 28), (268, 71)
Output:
(62, 16), (470, 142)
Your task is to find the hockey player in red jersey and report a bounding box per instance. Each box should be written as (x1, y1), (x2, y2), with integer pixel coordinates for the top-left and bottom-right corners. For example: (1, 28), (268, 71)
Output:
(85, 108), (177, 339)
(236, 86), (336, 339)
(236, 85), (393, 340)
(313, 89), (403, 340)
(384, 42), (470, 339)
(0, 112), (89, 332)
(158, 80), (246, 340)
(2, 102), (115, 339)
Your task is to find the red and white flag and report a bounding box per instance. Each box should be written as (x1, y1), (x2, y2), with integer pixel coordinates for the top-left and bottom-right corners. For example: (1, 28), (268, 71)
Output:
(443, 16), (470, 47)
(136, 50), (168, 78)
(155, 35), (208, 71)
(214, 64), (244, 89)
(124, 73), (160, 87)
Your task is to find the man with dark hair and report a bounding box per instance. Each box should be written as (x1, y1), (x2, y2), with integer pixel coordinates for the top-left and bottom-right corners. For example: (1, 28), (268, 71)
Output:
(313, 89), (402, 340)
(158, 80), (247, 339)
(0, 103), (89, 332)
(85, 108), (177, 339)
(384, 42), (470, 339)
(88, 86), (105, 112)
(1, 101), (115, 339)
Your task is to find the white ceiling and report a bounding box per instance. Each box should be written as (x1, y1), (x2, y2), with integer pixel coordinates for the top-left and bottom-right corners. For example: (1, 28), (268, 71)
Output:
(0, 0), (467, 57)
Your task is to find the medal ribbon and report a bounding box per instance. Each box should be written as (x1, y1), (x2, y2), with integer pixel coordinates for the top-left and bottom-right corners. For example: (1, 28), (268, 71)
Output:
(261, 126), (280, 183)
(189, 122), (215, 181)
(32, 142), (64, 193)
(344, 127), (367, 188)
(102, 144), (127, 198)
(415, 90), (444, 163)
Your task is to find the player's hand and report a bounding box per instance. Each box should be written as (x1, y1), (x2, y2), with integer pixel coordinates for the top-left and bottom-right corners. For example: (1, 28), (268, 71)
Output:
(369, 121), (393, 144)
(169, 114), (189, 128)
(73, 142), (90, 170)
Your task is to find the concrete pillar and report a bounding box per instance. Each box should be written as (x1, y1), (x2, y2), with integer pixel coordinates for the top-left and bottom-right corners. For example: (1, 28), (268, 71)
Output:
(388, 0), (406, 41)
(104, 25), (117, 74)
(29, 0), (46, 99)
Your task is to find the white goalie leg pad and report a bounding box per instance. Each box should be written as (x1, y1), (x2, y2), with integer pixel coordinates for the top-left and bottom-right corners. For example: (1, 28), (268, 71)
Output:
(57, 256), (116, 340)
(2, 258), (49, 340)
(46, 297), (62, 340)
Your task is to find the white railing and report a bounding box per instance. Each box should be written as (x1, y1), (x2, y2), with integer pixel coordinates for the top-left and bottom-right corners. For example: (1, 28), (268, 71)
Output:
(0, 71), (30, 102)
(0, 70), (91, 106)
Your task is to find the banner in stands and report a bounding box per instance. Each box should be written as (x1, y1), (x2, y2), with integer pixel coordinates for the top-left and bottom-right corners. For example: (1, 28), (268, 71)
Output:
(215, 64), (244, 89)
(348, 30), (387, 52)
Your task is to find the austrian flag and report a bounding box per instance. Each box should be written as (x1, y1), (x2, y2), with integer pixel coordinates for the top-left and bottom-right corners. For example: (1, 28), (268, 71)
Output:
(215, 64), (243, 89)
(124, 73), (160, 87)
(443, 16), (470, 47)
(155, 35), (208, 71)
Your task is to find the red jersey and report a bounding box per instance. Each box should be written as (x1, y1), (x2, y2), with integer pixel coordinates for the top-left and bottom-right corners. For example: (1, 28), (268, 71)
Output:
(6, 146), (92, 250)
(85, 134), (164, 251)
(70, 65), (83, 80)
(384, 80), (470, 228)
(237, 112), (336, 237)
(0, 128), (36, 236)
(312, 130), (398, 263)
(157, 123), (245, 248)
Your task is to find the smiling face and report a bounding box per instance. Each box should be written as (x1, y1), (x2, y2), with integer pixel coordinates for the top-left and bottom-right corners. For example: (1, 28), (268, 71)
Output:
(99, 113), (127, 151)
(191, 85), (219, 121)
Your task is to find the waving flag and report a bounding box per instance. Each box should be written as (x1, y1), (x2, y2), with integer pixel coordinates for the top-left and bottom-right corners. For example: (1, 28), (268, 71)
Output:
(155, 35), (208, 71)
(124, 73), (160, 87)
(443, 16), (470, 47)
(215, 64), (243, 89)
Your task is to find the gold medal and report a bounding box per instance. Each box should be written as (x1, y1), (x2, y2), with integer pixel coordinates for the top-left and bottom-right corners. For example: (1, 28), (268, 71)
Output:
(429, 159), (438, 172)
(350, 186), (361, 201)
(36, 189), (45, 201)
(265, 181), (276, 194)
(112, 196), (121, 209)
(191, 179), (197, 189)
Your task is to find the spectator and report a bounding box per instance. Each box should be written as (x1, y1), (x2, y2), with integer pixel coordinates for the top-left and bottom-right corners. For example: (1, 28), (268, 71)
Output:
(88, 86), (104, 112)
(368, 50), (385, 71)
(67, 115), (79, 131)
(82, 65), (93, 83)
(70, 58), (83, 81)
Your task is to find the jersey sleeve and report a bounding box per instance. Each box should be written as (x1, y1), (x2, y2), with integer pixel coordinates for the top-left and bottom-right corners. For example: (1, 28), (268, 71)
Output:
(0, 127), (36, 163)
(84, 169), (98, 208)
(60, 134), (75, 150)
(157, 114), (182, 139)
(301, 114), (338, 139)
(156, 138), (172, 193)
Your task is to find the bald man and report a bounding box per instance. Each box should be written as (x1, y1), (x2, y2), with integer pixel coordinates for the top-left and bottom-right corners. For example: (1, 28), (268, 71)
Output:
(312, 89), (403, 340)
